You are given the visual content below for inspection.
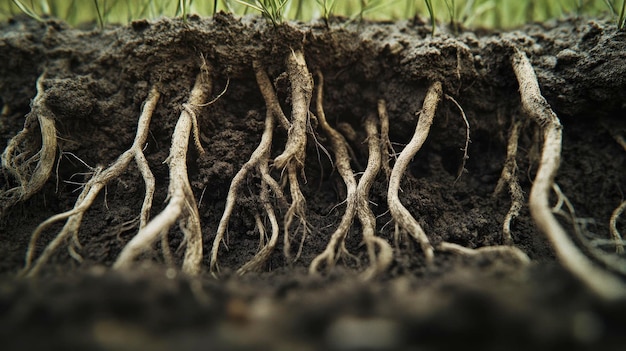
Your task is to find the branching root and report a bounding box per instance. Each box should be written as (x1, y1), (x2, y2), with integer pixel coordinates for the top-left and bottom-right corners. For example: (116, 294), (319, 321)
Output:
(1, 73), (57, 215)
(309, 73), (392, 278)
(309, 72), (359, 274)
(512, 49), (626, 300)
(551, 184), (626, 276)
(114, 69), (213, 276)
(210, 52), (314, 274)
(20, 85), (160, 277)
(358, 114), (393, 280)
(494, 120), (524, 245)
(209, 61), (284, 274)
(275, 50), (313, 262)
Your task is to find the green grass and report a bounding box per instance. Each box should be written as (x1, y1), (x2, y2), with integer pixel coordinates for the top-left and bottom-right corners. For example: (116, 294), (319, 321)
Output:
(233, 0), (289, 26)
(1, 0), (625, 30)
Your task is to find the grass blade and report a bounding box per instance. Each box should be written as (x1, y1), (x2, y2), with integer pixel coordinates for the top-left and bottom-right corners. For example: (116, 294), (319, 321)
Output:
(93, 0), (103, 29)
(619, 0), (626, 29)
(11, 0), (43, 21)
(424, 0), (435, 36)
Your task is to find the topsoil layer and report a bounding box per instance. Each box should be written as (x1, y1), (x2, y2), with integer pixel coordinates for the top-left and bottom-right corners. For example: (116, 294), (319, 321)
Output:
(1, 13), (626, 350)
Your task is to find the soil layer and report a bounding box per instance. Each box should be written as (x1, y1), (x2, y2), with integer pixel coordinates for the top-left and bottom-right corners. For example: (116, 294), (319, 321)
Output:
(1, 14), (625, 350)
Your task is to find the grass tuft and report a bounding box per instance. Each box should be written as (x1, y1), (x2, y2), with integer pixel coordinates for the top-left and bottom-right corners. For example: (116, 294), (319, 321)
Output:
(11, 0), (43, 22)
(604, 0), (626, 29)
(1, 0), (625, 31)
(316, 0), (336, 26)
(234, 0), (289, 26)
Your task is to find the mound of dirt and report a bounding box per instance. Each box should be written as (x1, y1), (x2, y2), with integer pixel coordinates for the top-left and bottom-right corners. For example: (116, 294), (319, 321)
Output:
(1, 13), (625, 350)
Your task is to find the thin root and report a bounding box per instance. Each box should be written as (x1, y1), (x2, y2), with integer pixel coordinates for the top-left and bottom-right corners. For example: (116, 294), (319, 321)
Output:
(1, 72), (57, 215)
(551, 183), (626, 275)
(444, 94), (471, 183)
(237, 181), (279, 275)
(494, 120), (524, 245)
(378, 99), (395, 181)
(609, 201), (626, 254)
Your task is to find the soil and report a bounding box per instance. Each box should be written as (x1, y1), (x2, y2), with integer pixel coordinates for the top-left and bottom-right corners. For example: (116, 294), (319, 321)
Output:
(1, 13), (626, 350)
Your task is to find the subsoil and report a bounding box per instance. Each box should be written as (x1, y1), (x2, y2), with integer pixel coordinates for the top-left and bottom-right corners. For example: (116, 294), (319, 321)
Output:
(1, 13), (626, 350)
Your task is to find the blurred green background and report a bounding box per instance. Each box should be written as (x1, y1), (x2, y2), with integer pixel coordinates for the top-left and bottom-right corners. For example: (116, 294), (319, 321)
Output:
(0, 0), (623, 29)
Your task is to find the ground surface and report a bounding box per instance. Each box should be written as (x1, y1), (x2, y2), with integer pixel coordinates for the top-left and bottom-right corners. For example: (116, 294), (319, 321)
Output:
(0, 13), (625, 350)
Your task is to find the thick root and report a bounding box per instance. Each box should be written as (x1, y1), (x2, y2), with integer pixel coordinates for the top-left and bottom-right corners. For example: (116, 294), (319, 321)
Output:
(494, 121), (524, 245)
(114, 70), (212, 275)
(1, 73), (57, 215)
(387, 82), (443, 264)
(21, 86), (160, 277)
(512, 49), (626, 300)
(273, 50), (313, 169)
(274, 50), (313, 262)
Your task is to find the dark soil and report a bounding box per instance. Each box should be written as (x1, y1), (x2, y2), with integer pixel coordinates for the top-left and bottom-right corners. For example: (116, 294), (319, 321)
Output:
(1, 13), (626, 350)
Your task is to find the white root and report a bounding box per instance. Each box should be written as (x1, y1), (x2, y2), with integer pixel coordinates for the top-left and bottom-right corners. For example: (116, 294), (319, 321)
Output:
(209, 88), (279, 274)
(211, 61), (296, 275)
(551, 184), (626, 275)
(609, 201), (626, 254)
(273, 50), (312, 170)
(512, 49), (626, 300)
(275, 50), (313, 262)
(494, 121), (524, 244)
(251, 62), (290, 203)
(359, 114), (393, 280)
(309, 72), (359, 274)
(114, 70), (212, 275)
(309, 73), (392, 277)
(1, 73), (57, 214)
(20, 86), (160, 277)
(438, 241), (530, 265)
(237, 179), (280, 275)
(378, 99), (395, 181)
(387, 82), (442, 264)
